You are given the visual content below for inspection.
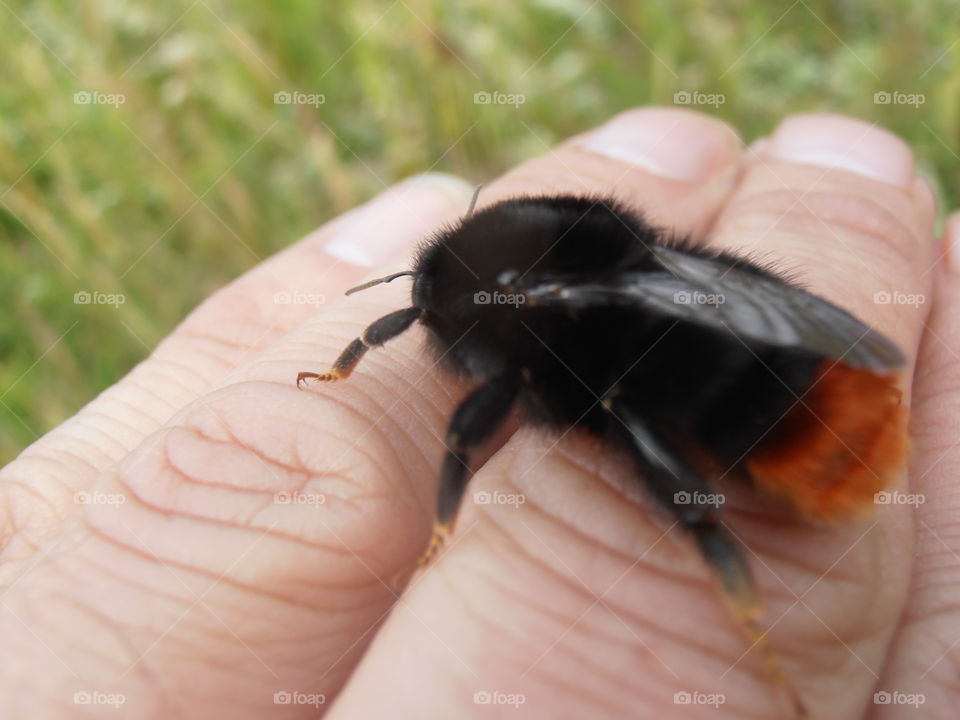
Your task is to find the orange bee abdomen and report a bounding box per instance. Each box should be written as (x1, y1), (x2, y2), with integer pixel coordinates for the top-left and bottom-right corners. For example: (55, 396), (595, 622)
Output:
(745, 360), (907, 521)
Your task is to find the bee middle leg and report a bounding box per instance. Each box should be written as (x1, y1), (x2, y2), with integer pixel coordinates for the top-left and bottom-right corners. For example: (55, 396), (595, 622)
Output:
(417, 375), (517, 568)
(609, 399), (806, 717)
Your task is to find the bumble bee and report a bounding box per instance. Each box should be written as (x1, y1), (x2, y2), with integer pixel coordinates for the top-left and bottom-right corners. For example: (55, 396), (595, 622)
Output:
(298, 190), (906, 716)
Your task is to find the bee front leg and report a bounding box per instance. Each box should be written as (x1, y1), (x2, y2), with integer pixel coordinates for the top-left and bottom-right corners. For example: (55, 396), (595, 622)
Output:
(297, 307), (421, 386)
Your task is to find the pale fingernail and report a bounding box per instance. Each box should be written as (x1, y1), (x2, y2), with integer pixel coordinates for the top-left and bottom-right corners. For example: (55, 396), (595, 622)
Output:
(769, 115), (914, 188)
(579, 107), (741, 181)
(324, 173), (473, 267)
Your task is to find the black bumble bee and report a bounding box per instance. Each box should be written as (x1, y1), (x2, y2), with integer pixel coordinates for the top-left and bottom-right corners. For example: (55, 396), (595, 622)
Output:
(298, 191), (906, 716)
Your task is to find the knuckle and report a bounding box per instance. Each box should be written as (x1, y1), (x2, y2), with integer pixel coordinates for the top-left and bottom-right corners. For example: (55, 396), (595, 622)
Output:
(721, 188), (922, 270)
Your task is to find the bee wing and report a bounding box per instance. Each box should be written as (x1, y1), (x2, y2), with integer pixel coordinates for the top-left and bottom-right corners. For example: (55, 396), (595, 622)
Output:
(521, 246), (904, 372)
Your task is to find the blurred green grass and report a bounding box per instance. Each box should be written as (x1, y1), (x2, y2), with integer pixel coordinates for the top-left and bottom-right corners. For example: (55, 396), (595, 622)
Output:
(1, 0), (957, 464)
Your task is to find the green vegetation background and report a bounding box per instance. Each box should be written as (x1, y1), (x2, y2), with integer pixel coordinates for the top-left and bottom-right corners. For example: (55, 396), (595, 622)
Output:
(1, 0), (957, 464)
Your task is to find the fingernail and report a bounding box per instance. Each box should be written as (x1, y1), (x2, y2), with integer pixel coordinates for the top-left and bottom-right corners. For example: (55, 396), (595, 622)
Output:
(769, 115), (914, 188)
(579, 108), (740, 181)
(323, 173), (473, 267)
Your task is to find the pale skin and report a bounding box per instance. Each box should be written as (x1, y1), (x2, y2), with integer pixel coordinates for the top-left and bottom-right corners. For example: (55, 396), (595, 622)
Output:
(1, 107), (958, 719)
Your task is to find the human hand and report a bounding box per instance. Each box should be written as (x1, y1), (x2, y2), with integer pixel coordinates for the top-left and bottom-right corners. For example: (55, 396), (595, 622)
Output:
(1, 108), (954, 719)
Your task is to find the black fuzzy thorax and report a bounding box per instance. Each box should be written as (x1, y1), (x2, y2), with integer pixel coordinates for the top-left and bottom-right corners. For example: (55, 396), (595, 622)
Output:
(411, 195), (820, 465)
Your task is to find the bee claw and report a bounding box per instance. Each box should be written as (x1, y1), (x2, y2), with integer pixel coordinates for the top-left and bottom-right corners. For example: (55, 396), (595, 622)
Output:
(416, 523), (450, 569)
(296, 371), (340, 388)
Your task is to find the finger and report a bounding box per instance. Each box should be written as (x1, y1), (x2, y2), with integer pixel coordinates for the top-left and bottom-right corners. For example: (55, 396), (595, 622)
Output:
(694, 114), (937, 714)
(870, 214), (960, 720)
(486, 106), (742, 237)
(0, 174), (472, 574)
(325, 115), (937, 719)
(0, 109), (744, 717)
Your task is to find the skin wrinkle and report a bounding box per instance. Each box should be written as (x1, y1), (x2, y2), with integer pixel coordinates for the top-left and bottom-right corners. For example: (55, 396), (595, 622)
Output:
(471, 546), (737, 682)
(466, 506), (772, 677)
(152, 344), (235, 384)
(93, 395), (177, 432)
(177, 292), (277, 339)
(184, 382), (409, 489)
(84, 532), (383, 631)
(176, 317), (288, 352)
(154, 355), (224, 390)
(110, 459), (372, 563)
(80, 517), (348, 615)
(720, 188), (920, 264)
(45, 590), (146, 670)
(106, 420), (427, 592)
(284, 366), (461, 512)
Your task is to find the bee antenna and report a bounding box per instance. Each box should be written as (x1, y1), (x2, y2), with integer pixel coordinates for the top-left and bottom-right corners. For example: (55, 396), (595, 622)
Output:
(344, 271), (417, 296)
(466, 184), (483, 216)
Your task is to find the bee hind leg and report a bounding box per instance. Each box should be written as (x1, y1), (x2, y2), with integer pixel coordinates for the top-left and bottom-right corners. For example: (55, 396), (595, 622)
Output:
(609, 399), (807, 718)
